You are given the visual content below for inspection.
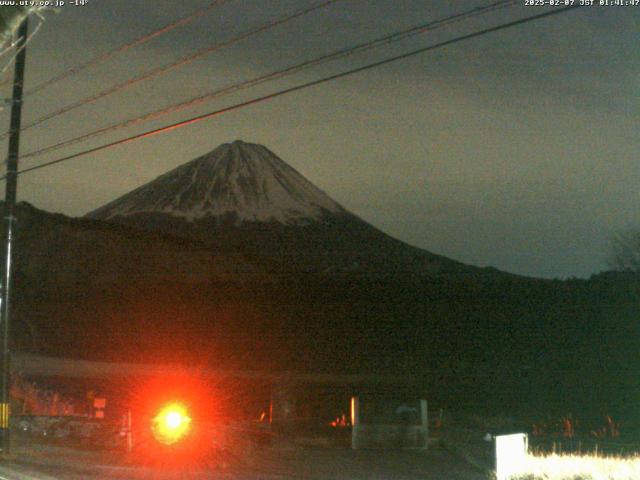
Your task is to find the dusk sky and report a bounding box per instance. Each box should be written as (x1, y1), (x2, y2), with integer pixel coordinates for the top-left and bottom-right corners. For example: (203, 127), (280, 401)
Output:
(0, 0), (637, 279)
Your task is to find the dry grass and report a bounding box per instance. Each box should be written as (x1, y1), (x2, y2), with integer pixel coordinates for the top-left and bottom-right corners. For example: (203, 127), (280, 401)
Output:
(509, 452), (640, 480)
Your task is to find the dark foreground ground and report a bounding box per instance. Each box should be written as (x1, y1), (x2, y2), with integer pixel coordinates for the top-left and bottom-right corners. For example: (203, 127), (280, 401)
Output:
(0, 439), (486, 480)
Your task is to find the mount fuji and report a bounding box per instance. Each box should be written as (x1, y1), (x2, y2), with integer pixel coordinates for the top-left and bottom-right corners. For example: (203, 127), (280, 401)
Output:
(87, 140), (485, 275)
(89, 140), (346, 226)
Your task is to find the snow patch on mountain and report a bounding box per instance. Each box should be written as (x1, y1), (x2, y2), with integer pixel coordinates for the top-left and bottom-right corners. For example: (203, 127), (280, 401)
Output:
(88, 141), (346, 225)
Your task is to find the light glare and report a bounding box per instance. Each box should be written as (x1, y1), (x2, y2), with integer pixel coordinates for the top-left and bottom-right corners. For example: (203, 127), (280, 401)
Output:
(152, 402), (192, 445)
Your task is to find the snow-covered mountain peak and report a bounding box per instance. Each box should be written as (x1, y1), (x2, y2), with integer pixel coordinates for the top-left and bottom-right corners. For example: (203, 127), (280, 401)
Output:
(87, 140), (346, 225)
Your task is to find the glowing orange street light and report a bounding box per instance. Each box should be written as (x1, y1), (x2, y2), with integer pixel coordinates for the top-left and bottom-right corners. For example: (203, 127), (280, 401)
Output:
(151, 402), (192, 445)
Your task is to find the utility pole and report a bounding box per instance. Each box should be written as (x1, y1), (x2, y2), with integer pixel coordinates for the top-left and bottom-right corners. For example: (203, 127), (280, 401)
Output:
(0, 16), (29, 455)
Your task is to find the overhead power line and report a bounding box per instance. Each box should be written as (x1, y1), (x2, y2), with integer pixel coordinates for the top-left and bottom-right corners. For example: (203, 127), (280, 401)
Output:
(1, 0), (340, 141)
(24, 1), (229, 97)
(22, 0), (516, 162)
(10, 5), (580, 179)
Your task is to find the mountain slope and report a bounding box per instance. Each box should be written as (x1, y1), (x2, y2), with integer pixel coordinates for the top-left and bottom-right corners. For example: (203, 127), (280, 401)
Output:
(87, 140), (490, 276)
(89, 140), (345, 225)
(4, 202), (639, 424)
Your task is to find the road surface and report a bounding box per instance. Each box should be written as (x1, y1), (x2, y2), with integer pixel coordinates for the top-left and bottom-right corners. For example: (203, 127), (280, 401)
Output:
(0, 443), (486, 479)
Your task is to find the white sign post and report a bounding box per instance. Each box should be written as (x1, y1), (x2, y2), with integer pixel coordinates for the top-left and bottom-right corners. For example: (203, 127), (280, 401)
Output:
(495, 433), (528, 480)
